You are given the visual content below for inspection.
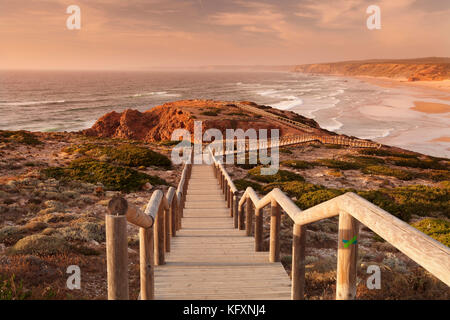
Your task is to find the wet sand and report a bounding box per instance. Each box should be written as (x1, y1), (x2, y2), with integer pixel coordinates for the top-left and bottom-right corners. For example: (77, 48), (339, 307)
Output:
(412, 101), (450, 114)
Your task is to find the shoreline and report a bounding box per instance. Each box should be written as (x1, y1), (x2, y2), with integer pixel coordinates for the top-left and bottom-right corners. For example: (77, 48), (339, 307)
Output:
(299, 73), (450, 158)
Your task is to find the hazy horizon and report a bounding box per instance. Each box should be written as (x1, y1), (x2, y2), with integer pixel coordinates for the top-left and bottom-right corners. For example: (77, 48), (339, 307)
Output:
(1, 0), (450, 70)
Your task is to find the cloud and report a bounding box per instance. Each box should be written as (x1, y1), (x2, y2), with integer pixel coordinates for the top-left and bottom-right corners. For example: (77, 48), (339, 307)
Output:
(0, 0), (449, 69)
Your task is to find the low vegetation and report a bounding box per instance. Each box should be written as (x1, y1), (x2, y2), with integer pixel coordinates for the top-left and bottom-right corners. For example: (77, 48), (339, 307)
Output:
(412, 218), (450, 246)
(0, 274), (30, 300)
(388, 157), (448, 170)
(234, 179), (262, 192)
(0, 131), (42, 146)
(247, 166), (304, 183)
(359, 185), (449, 221)
(361, 165), (415, 180)
(359, 148), (417, 158)
(315, 159), (360, 170)
(42, 158), (167, 192)
(63, 143), (171, 168)
(281, 160), (315, 169)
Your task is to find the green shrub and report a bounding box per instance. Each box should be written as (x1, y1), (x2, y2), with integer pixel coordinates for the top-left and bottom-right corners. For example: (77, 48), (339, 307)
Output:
(412, 218), (450, 247)
(359, 148), (417, 158)
(64, 143), (171, 168)
(0, 274), (30, 300)
(235, 152), (262, 170)
(247, 166), (304, 183)
(344, 155), (385, 166)
(388, 157), (448, 170)
(362, 165), (416, 180)
(358, 185), (450, 221)
(262, 181), (322, 197)
(0, 131), (42, 146)
(234, 179), (262, 192)
(159, 140), (182, 147)
(315, 159), (360, 170)
(42, 158), (167, 192)
(104, 144), (171, 168)
(281, 160), (314, 169)
(419, 170), (450, 182)
(296, 189), (346, 210)
(201, 111), (219, 116)
(227, 112), (248, 117)
(280, 148), (293, 154)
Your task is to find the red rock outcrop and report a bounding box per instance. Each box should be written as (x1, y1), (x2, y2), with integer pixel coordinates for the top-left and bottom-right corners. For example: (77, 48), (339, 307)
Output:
(82, 100), (324, 142)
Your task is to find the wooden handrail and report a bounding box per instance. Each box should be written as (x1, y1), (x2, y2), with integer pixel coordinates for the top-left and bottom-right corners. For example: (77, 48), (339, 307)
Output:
(208, 147), (240, 225)
(214, 161), (450, 301)
(105, 148), (193, 300)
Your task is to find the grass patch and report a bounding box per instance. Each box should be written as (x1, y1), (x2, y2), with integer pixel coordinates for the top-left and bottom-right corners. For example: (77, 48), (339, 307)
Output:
(0, 274), (31, 300)
(201, 107), (221, 117)
(344, 155), (386, 166)
(261, 181), (345, 209)
(296, 189), (347, 209)
(42, 158), (167, 192)
(419, 170), (450, 182)
(388, 157), (448, 170)
(0, 131), (42, 146)
(247, 166), (304, 183)
(359, 148), (417, 158)
(63, 143), (171, 168)
(315, 159), (360, 170)
(281, 160), (315, 169)
(362, 165), (416, 180)
(358, 185), (450, 221)
(234, 179), (262, 192)
(201, 111), (219, 116)
(280, 148), (293, 154)
(158, 140), (182, 147)
(227, 112), (248, 117)
(412, 218), (449, 247)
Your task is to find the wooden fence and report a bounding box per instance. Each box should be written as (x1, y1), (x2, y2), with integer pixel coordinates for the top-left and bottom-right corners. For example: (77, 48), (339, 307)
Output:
(105, 149), (193, 300)
(208, 147), (450, 300)
(104, 146), (449, 300)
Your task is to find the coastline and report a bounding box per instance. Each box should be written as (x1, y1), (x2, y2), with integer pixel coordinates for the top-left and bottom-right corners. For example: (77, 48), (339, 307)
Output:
(332, 74), (450, 158)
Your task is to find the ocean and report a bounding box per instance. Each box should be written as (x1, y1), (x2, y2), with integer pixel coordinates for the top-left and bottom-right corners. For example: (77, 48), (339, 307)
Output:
(1, 70), (449, 158)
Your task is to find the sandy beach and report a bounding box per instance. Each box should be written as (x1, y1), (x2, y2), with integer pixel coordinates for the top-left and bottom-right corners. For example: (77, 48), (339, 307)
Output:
(412, 101), (450, 114)
(345, 75), (450, 158)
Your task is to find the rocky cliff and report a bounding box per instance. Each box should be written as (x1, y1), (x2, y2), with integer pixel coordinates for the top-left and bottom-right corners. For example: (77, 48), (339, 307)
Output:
(293, 57), (450, 81)
(82, 100), (324, 142)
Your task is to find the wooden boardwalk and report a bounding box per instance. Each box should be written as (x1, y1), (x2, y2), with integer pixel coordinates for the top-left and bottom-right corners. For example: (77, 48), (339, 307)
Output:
(154, 165), (291, 300)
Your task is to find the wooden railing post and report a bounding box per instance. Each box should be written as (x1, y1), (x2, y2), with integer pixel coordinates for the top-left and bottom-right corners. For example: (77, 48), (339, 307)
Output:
(254, 207), (263, 251)
(238, 202), (245, 230)
(171, 198), (177, 237)
(270, 200), (281, 262)
(229, 189), (234, 217)
(336, 212), (359, 300)
(106, 198), (129, 300)
(139, 226), (154, 300)
(245, 199), (253, 236)
(164, 205), (170, 253)
(292, 224), (306, 300)
(154, 204), (165, 265)
(233, 194), (238, 228)
(176, 193), (182, 231)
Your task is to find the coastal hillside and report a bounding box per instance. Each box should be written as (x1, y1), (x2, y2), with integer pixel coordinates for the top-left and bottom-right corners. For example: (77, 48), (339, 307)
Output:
(293, 57), (450, 81)
(0, 100), (449, 300)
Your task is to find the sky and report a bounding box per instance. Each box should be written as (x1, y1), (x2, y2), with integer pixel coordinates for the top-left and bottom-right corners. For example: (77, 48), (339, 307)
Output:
(1, 0), (449, 70)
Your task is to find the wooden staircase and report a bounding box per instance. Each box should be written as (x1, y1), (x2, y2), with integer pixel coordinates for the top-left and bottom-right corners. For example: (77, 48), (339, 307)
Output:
(154, 165), (291, 300)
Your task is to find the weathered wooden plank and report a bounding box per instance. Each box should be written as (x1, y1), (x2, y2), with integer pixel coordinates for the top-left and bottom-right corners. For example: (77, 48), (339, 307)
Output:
(153, 164), (291, 300)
